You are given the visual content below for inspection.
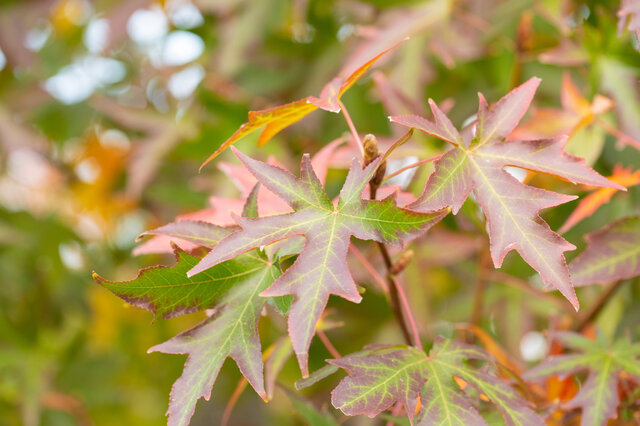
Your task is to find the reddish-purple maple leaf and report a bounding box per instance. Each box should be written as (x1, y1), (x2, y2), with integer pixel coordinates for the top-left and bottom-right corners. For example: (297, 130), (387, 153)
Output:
(330, 338), (543, 425)
(569, 215), (640, 286)
(391, 78), (623, 310)
(188, 148), (446, 375)
(134, 140), (343, 256)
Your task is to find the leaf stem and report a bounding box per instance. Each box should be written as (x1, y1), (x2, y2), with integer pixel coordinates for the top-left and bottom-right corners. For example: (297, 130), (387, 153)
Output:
(381, 128), (414, 163)
(572, 279), (626, 332)
(392, 274), (423, 351)
(469, 246), (492, 339)
(338, 100), (364, 156)
(362, 131), (421, 349)
(371, 180), (422, 349)
(317, 329), (342, 359)
(376, 241), (414, 346)
(381, 154), (443, 183)
(221, 378), (248, 426)
(595, 117), (640, 152)
(349, 244), (389, 296)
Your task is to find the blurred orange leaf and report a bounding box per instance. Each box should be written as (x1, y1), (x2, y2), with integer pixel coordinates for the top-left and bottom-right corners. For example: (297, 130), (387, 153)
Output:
(200, 40), (406, 169)
(560, 166), (640, 233)
(510, 73), (613, 140)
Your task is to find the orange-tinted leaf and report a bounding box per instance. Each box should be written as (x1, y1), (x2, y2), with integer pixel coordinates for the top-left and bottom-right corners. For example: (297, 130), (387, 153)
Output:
(201, 41), (405, 168)
(559, 166), (640, 233)
(460, 323), (522, 374)
(561, 72), (592, 116)
(201, 99), (317, 169)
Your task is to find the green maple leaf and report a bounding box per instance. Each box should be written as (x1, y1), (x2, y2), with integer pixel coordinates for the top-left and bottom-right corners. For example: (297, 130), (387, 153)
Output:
(330, 337), (543, 425)
(94, 220), (281, 426)
(523, 332), (640, 426)
(94, 221), (255, 319)
(188, 148), (446, 375)
(390, 78), (623, 310)
(569, 215), (640, 286)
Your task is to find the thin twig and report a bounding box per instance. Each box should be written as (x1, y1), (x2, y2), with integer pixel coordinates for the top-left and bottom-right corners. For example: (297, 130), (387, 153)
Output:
(372, 179), (420, 348)
(375, 241), (413, 346)
(381, 128), (414, 163)
(221, 378), (248, 426)
(317, 329), (342, 359)
(382, 154), (443, 183)
(349, 244), (389, 295)
(596, 117), (640, 152)
(392, 275), (423, 350)
(338, 100), (364, 156)
(362, 131), (421, 349)
(468, 246), (492, 341)
(573, 280), (625, 332)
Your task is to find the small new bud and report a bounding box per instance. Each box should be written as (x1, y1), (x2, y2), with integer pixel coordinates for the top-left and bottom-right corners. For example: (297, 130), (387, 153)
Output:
(391, 250), (414, 275)
(363, 134), (379, 166)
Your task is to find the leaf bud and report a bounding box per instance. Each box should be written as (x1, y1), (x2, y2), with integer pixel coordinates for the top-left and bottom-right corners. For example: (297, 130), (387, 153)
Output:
(363, 134), (379, 166)
(390, 250), (414, 275)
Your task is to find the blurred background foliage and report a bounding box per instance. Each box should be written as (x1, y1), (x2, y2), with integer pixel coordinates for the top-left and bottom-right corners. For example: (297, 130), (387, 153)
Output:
(0, 0), (639, 425)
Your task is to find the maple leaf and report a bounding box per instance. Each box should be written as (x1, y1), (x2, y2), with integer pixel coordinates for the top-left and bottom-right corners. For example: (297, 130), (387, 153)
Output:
(200, 42), (404, 168)
(330, 338), (543, 425)
(559, 166), (640, 233)
(188, 148), (446, 374)
(569, 215), (640, 286)
(390, 77), (623, 309)
(94, 221), (282, 426)
(136, 140), (344, 256)
(96, 222), (257, 318)
(132, 204), (244, 256)
(523, 332), (640, 426)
